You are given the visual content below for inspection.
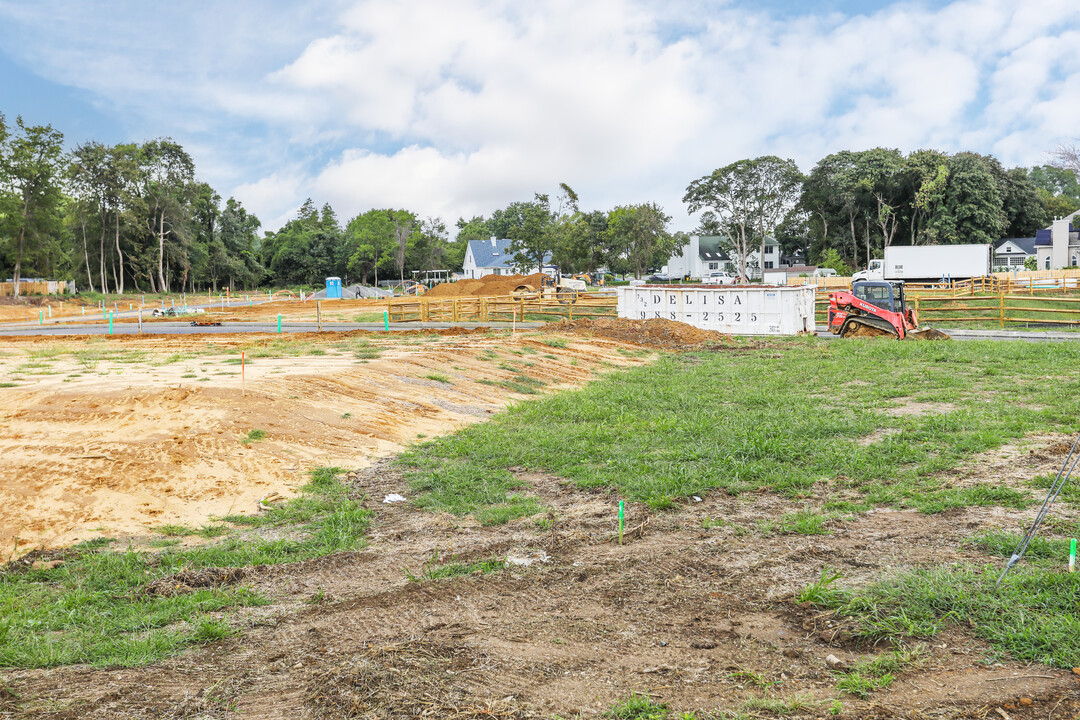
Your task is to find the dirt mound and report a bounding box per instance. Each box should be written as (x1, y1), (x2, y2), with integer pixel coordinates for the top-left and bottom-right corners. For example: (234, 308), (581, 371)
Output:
(426, 273), (549, 298)
(550, 317), (732, 349)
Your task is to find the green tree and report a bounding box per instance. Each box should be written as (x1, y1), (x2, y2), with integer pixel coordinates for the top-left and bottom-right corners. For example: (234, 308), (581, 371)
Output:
(685, 156), (802, 279)
(0, 115), (67, 296)
(606, 203), (677, 279)
(135, 139), (195, 293)
(216, 197), (263, 290)
(902, 150), (950, 245)
(505, 194), (553, 273)
(345, 209), (393, 286)
(1001, 167), (1049, 237)
(816, 247), (852, 276)
(928, 152), (1007, 244)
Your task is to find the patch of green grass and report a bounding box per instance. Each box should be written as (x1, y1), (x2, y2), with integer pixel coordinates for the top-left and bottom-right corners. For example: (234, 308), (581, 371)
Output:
(196, 525), (229, 539)
(154, 524), (193, 537)
(542, 337), (569, 349)
(778, 510), (832, 535)
(400, 339), (1080, 515)
(241, 429), (267, 444)
(728, 669), (775, 688)
(0, 466), (369, 668)
(968, 530), (1072, 560)
(605, 693), (668, 719)
(802, 563), (1080, 668)
(405, 556), (506, 582)
(0, 383), (18, 388)
(833, 645), (926, 698)
(423, 372), (452, 384)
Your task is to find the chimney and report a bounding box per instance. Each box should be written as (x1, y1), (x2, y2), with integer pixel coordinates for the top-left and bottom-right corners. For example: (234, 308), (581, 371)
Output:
(490, 235), (497, 248)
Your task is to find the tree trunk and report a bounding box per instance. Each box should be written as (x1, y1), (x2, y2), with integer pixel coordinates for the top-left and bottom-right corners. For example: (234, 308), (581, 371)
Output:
(848, 213), (858, 270)
(864, 217), (871, 268)
(114, 214), (125, 294)
(158, 213), (168, 293)
(99, 226), (109, 294)
(81, 220), (96, 293)
(13, 227), (24, 298)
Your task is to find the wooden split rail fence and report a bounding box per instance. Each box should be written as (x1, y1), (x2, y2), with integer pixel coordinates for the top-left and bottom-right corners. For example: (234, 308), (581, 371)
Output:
(386, 293), (619, 323)
(814, 287), (1080, 329)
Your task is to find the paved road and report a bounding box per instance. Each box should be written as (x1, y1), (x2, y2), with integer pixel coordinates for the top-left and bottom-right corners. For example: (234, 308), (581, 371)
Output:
(0, 321), (546, 337)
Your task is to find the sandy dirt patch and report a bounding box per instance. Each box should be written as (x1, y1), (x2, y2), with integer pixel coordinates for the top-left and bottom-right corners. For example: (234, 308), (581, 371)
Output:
(0, 330), (650, 552)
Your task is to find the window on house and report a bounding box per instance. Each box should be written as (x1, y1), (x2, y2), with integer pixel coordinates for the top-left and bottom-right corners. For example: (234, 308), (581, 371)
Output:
(764, 261), (774, 269)
(708, 262), (718, 270)
(1046, 256), (1051, 270)
(765, 246), (774, 254)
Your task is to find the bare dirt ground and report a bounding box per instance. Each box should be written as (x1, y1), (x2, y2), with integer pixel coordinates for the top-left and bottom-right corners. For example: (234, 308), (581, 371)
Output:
(1, 326), (1079, 719)
(0, 329), (646, 552)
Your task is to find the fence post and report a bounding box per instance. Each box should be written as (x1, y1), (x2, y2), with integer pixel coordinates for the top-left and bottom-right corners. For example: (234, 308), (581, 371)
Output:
(999, 289), (1005, 329)
(317, 300), (322, 332)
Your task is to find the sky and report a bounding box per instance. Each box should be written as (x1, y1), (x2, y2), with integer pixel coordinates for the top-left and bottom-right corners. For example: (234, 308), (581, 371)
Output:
(0, 0), (1078, 234)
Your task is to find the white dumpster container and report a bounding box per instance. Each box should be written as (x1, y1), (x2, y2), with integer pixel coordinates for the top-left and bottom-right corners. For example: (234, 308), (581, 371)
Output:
(616, 285), (816, 336)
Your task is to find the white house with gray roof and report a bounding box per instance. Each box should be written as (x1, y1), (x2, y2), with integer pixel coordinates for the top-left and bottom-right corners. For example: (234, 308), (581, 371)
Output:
(462, 237), (551, 279)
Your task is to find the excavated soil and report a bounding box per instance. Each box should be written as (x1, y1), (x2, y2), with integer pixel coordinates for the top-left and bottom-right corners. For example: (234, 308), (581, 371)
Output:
(425, 273), (550, 298)
(0, 329), (649, 552)
(549, 317), (740, 350)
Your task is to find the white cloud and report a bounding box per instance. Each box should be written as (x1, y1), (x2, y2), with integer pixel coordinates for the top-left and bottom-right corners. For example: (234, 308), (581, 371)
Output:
(2, 0), (1079, 231)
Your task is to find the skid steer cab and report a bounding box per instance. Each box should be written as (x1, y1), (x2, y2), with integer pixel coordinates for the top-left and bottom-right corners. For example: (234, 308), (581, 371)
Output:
(828, 281), (948, 340)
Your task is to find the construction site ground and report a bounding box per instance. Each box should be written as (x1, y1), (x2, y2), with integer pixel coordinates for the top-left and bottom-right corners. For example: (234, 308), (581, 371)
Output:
(0, 321), (1078, 719)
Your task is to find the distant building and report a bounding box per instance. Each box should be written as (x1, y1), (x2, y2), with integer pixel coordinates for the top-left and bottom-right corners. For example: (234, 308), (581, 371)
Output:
(993, 238), (1037, 270)
(665, 235), (731, 278)
(1034, 210), (1080, 270)
(664, 235), (781, 279)
(462, 237), (550, 279)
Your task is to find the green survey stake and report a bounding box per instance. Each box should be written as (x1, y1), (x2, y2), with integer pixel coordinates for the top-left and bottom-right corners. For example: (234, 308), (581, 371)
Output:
(618, 501), (624, 545)
(1070, 539), (1076, 574)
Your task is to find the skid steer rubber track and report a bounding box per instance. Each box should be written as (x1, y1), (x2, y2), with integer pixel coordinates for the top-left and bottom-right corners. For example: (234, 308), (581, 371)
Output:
(840, 319), (897, 339)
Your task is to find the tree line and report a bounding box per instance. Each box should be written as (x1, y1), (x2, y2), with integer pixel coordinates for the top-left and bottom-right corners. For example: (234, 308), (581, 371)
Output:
(3, 107), (1079, 294)
(685, 150), (1080, 278)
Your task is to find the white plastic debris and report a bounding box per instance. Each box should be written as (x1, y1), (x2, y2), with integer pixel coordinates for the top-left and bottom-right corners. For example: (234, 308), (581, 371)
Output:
(382, 493), (407, 504)
(505, 548), (550, 567)
(692, 496), (703, 503)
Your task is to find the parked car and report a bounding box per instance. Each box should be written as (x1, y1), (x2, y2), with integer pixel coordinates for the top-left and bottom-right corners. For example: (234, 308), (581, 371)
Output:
(702, 271), (736, 285)
(647, 272), (675, 282)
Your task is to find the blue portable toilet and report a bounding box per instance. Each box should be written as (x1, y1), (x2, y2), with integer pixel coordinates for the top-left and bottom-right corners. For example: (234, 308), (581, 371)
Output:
(325, 277), (342, 299)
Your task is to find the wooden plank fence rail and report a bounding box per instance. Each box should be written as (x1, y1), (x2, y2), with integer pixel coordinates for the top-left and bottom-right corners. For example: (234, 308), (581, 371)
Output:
(386, 294), (618, 323)
(814, 289), (1080, 329)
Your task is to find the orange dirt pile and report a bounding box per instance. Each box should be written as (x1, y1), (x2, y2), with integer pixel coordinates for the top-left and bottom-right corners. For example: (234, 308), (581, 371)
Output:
(425, 272), (549, 298)
(551, 317), (734, 349)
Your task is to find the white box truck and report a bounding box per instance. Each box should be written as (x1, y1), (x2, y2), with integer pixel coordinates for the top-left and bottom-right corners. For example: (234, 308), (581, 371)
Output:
(853, 244), (991, 282)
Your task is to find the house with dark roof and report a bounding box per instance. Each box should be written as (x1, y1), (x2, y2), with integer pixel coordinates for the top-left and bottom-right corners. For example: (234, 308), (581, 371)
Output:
(1034, 210), (1080, 270)
(462, 237), (551, 279)
(993, 237), (1037, 270)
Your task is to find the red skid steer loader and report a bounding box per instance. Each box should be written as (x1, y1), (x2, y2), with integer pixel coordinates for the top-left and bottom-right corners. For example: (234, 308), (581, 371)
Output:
(828, 281), (949, 340)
